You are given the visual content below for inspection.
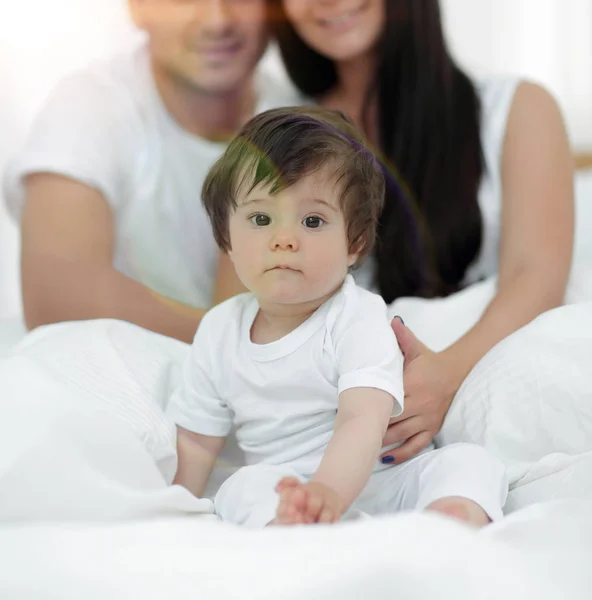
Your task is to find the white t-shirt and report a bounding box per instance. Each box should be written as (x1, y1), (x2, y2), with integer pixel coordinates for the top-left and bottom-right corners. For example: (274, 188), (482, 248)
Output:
(354, 75), (521, 292)
(2, 42), (302, 309)
(167, 275), (404, 476)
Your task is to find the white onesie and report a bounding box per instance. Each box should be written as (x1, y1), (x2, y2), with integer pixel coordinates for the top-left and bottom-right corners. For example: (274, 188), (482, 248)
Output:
(167, 275), (507, 526)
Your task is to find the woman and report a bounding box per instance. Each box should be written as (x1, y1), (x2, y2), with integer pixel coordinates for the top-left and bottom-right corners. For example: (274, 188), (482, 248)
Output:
(270, 0), (574, 462)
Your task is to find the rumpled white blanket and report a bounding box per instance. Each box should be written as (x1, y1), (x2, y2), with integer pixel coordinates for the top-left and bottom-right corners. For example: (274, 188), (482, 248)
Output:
(0, 319), (213, 522)
(1, 500), (592, 600)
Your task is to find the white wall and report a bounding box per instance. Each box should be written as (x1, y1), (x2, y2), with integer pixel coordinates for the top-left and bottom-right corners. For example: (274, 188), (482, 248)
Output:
(442, 0), (592, 149)
(0, 0), (137, 319)
(1, 0), (591, 319)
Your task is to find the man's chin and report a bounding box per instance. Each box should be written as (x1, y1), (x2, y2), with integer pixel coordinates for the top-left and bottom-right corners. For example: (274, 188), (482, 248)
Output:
(185, 67), (254, 97)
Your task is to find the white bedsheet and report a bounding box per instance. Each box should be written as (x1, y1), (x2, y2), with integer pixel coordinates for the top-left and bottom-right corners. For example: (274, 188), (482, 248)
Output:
(0, 323), (591, 598)
(1, 500), (591, 599)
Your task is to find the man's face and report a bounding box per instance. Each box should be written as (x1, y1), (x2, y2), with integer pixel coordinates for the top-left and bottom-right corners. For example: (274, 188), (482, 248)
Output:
(129, 0), (268, 95)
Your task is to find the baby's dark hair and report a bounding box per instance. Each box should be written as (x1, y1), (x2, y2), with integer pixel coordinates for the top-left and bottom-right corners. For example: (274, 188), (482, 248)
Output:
(202, 106), (385, 263)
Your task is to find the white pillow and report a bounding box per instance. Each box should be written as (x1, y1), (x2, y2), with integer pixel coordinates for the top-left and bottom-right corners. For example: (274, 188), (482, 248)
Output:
(436, 303), (592, 492)
(2, 318), (247, 494)
(5, 319), (186, 482)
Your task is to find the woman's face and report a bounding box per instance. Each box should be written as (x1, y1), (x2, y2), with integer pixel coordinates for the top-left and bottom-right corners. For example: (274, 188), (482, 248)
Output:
(282, 0), (385, 63)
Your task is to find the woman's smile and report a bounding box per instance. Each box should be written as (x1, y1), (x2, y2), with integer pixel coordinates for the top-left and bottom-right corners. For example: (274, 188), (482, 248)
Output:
(317, 2), (369, 34)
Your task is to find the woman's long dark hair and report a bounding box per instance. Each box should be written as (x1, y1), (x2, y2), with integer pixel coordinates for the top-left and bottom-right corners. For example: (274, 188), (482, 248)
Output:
(269, 0), (484, 303)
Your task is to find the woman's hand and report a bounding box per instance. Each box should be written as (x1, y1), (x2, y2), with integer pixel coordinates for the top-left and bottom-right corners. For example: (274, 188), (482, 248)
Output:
(380, 318), (462, 464)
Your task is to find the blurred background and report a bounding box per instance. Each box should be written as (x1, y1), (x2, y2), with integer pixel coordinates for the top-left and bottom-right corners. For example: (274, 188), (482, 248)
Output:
(1, 0), (591, 319)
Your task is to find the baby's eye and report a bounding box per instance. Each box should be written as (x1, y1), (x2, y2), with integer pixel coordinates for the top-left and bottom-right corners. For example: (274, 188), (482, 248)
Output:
(303, 216), (325, 229)
(250, 214), (271, 226)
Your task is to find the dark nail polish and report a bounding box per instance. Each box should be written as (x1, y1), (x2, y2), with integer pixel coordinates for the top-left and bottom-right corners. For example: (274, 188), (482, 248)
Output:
(381, 456), (395, 464)
(394, 316), (405, 326)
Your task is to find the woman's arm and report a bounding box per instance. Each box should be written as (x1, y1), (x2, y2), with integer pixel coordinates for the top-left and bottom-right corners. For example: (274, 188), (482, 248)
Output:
(441, 82), (574, 390)
(382, 83), (574, 463)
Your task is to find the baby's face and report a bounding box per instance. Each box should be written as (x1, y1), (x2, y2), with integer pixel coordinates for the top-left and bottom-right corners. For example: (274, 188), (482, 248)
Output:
(228, 167), (359, 307)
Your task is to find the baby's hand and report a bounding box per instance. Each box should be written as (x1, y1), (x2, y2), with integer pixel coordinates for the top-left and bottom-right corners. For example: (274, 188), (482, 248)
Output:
(274, 478), (344, 525)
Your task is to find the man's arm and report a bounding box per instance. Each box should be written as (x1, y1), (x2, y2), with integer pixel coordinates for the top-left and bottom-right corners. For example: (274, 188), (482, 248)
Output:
(174, 427), (226, 497)
(21, 173), (217, 342)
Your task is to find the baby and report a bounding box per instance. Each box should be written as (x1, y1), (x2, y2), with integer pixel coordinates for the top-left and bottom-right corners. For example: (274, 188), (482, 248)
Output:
(168, 107), (508, 527)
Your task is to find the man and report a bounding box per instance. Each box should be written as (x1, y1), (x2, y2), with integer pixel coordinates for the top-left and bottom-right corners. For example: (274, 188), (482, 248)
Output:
(3, 0), (299, 342)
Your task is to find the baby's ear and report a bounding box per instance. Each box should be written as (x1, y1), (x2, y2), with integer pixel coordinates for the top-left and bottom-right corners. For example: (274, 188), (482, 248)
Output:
(347, 241), (364, 267)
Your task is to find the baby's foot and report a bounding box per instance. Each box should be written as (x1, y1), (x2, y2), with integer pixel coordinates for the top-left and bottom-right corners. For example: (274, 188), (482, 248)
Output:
(426, 497), (491, 527)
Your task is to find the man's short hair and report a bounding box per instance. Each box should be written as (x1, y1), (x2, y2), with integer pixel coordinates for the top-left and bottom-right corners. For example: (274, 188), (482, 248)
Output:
(202, 106), (385, 263)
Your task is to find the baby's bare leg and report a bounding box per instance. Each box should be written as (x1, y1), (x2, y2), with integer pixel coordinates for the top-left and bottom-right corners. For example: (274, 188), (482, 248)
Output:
(416, 444), (506, 526)
(426, 496), (491, 527)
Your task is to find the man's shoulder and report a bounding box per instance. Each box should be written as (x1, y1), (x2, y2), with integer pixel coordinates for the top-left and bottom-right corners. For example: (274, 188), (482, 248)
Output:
(49, 42), (152, 116)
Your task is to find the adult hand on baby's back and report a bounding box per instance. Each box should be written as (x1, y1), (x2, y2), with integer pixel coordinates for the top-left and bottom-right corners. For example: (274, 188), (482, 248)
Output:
(274, 478), (344, 525)
(380, 318), (458, 464)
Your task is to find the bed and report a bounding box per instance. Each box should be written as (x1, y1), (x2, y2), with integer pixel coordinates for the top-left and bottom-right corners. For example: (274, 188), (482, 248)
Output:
(0, 160), (591, 598)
